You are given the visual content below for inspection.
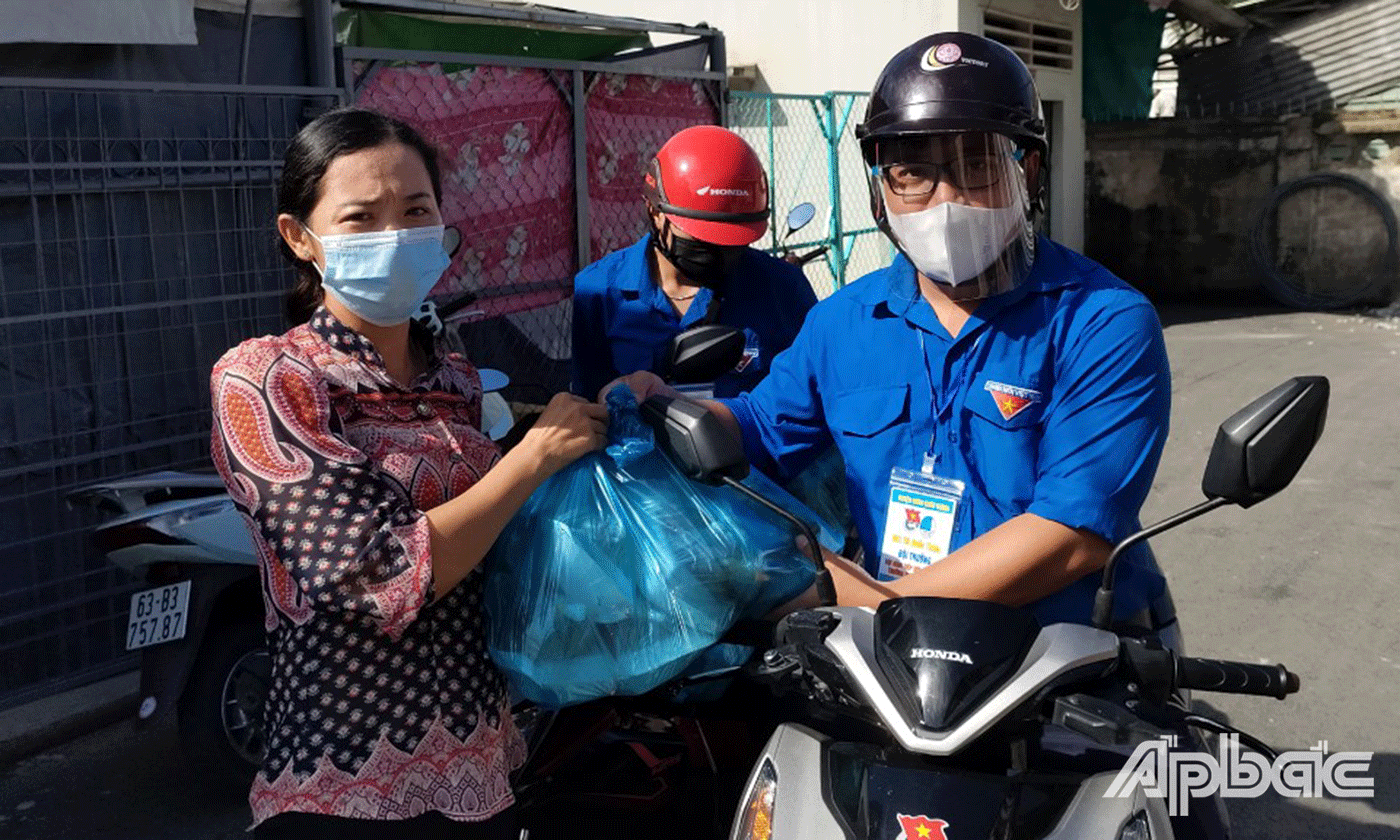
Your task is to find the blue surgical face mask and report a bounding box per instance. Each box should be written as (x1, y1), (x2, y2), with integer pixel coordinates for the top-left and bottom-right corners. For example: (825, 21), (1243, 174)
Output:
(306, 225), (451, 327)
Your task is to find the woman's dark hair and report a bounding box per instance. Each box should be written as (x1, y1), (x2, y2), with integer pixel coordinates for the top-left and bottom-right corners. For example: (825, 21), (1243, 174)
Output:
(278, 107), (443, 325)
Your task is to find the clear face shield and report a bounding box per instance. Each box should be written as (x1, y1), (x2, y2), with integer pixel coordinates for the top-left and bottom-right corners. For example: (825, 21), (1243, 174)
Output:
(871, 132), (1036, 301)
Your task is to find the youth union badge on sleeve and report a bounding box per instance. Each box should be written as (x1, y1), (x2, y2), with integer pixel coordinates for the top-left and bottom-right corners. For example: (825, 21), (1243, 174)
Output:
(984, 380), (1040, 421)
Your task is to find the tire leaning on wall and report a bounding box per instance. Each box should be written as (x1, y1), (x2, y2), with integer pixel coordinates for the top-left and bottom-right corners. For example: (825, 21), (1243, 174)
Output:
(1248, 172), (1400, 310)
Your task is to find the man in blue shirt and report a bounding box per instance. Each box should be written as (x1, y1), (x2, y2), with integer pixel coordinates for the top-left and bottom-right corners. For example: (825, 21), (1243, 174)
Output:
(610, 33), (1172, 629)
(572, 125), (817, 400)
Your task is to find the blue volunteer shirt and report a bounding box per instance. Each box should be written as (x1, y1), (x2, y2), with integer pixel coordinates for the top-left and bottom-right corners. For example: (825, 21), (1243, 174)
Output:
(572, 236), (818, 399)
(722, 236), (1172, 626)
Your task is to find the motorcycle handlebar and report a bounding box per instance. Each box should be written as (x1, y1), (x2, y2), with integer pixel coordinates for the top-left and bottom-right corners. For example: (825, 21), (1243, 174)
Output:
(781, 246), (829, 266)
(1119, 638), (1300, 702)
(1174, 656), (1300, 700)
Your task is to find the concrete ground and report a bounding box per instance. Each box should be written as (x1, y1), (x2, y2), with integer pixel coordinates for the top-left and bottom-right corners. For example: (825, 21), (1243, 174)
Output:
(1, 301), (1397, 838)
(1147, 301), (1400, 836)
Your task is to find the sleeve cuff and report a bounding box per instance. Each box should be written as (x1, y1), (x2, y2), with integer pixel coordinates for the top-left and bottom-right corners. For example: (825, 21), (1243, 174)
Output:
(368, 514), (435, 640)
(1026, 495), (1133, 546)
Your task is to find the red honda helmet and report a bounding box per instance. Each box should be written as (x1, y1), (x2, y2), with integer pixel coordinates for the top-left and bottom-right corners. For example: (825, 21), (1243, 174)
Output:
(644, 125), (770, 246)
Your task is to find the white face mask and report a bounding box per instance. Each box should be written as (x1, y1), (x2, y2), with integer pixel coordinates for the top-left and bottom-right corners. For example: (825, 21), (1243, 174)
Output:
(884, 198), (1025, 286)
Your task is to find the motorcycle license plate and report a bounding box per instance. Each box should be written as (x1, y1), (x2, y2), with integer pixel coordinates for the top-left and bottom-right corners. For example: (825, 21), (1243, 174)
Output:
(125, 581), (191, 650)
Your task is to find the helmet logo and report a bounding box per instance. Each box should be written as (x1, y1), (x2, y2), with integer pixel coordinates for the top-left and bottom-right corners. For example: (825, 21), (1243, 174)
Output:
(696, 185), (750, 197)
(920, 41), (990, 72)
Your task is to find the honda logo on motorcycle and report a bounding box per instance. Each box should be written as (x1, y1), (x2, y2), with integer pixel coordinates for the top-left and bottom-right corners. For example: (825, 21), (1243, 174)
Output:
(909, 648), (973, 665)
(895, 814), (949, 840)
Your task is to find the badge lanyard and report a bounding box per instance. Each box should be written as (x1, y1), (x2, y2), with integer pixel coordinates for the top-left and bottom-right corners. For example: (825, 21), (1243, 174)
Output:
(877, 327), (981, 580)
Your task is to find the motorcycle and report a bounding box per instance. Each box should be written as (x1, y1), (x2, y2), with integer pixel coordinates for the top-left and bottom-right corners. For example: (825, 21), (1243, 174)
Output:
(67, 311), (516, 789)
(636, 375), (1329, 840)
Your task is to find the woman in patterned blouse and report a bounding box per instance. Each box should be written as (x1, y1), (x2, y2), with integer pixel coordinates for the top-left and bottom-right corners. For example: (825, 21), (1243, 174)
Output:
(210, 108), (606, 839)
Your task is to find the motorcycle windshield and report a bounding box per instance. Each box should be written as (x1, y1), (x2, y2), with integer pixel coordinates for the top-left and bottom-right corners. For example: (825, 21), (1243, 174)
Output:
(873, 597), (1041, 731)
(826, 742), (1079, 839)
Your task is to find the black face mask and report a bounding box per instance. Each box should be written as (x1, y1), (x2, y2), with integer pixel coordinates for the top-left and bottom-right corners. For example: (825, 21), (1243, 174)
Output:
(651, 218), (743, 289)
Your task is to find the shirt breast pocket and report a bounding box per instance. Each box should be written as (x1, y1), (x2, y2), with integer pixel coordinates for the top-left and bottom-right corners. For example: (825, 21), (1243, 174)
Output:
(963, 377), (1045, 510)
(827, 383), (910, 490)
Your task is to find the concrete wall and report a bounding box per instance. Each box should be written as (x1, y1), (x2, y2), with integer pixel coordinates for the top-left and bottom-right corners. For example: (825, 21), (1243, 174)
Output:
(572, 0), (968, 96)
(1085, 115), (1400, 302)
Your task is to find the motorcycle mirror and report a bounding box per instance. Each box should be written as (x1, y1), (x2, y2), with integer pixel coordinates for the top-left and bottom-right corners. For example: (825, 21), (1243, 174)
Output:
(478, 368), (509, 393)
(783, 202), (816, 239)
(1092, 375), (1330, 629)
(1200, 376), (1329, 508)
(640, 394), (839, 605)
(639, 394), (749, 485)
(659, 324), (746, 384)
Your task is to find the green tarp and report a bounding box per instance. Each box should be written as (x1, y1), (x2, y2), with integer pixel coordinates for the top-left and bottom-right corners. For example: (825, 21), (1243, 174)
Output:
(1083, 0), (1169, 122)
(337, 9), (650, 61)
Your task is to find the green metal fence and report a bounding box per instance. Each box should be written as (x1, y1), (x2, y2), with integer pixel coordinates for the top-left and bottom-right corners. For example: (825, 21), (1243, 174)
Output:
(728, 90), (891, 297)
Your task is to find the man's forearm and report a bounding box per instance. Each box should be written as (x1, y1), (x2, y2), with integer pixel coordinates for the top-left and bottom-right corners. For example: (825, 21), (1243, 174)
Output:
(884, 513), (1111, 607)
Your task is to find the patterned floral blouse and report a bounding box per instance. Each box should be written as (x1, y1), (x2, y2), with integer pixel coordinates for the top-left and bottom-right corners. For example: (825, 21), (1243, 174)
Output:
(209, 307), (525, 827)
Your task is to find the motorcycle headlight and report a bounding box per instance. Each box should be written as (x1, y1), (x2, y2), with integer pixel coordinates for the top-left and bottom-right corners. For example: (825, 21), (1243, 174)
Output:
(1118, 811), (1151, 840)
(734, 759), (778, 840)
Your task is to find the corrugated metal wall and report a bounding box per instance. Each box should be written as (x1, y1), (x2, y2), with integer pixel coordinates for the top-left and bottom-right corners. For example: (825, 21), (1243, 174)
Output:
(1177, 0), (1400, 114)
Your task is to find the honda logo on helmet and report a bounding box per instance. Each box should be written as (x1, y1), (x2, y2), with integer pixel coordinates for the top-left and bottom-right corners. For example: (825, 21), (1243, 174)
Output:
(696, 185), (750, 197)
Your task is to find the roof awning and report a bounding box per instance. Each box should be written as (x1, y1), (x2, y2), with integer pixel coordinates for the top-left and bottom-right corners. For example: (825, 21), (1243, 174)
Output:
(1167, 0), (1251, 37)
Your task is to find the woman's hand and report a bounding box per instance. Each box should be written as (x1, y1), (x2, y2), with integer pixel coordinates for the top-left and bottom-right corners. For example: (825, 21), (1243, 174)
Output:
(597, 370), (679, 405)
(516, 393), (609, 477)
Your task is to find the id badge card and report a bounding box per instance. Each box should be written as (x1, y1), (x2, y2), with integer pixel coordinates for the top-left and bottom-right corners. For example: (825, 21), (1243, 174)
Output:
(879, 465), (964, 580)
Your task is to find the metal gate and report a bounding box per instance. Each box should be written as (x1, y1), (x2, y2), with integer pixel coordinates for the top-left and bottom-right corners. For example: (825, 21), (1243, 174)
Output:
(0, 79), (342, 709)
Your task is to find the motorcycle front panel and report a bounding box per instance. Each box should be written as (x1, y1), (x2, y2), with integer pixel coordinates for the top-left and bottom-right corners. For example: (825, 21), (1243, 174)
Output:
(830, 742), (1082, 839)
(747, 724), (1165, 840)
(873, 598), (1042, 731)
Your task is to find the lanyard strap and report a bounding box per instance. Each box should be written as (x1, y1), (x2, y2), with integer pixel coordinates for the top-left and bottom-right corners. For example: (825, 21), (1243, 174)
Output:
(917, 327), (984, 463)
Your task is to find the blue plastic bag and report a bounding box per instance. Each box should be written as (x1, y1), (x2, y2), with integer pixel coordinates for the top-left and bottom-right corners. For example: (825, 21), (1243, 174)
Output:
(484, 387), (841, 708)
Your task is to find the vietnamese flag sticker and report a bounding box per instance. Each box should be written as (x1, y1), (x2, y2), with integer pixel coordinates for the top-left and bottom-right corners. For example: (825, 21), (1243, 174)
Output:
(896, 814), (950, 840)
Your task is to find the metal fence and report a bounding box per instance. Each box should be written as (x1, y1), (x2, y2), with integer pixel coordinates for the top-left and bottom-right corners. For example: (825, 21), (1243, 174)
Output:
(0, 79), (343, 709)
(728, 90), (891, 298)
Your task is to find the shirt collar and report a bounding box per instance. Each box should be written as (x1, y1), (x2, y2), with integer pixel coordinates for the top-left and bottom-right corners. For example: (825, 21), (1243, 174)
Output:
(859, 234), (1078, 317)
(614, 236), (656, 293)
(617, 234), (721, 322)
(307, 306), (440, 375)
